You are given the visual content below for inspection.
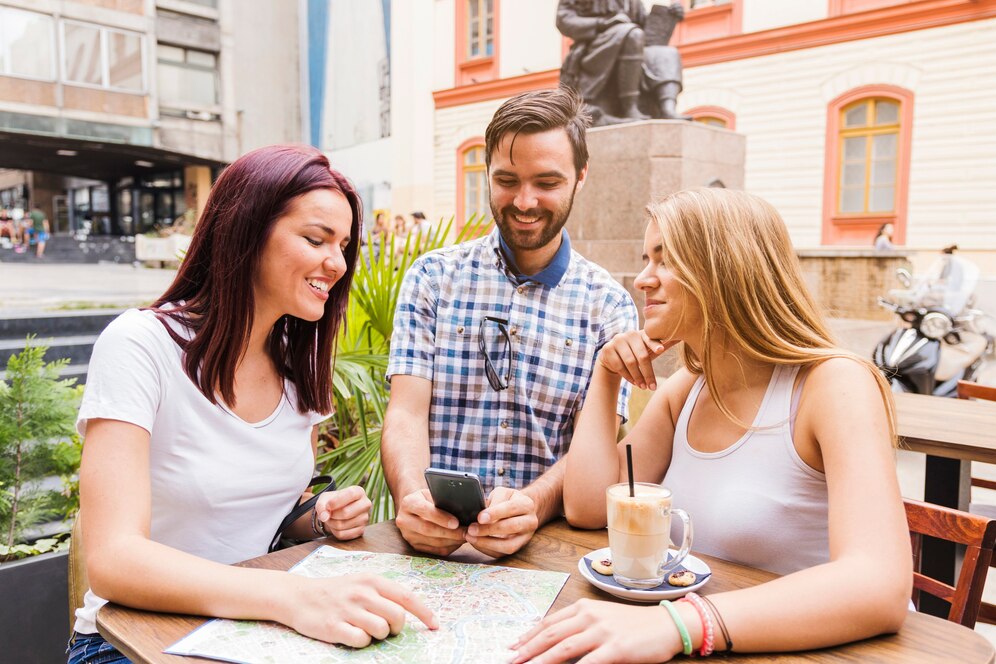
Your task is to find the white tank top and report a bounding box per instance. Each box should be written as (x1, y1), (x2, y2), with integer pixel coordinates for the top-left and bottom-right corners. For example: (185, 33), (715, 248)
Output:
(663, 364), (829, 575)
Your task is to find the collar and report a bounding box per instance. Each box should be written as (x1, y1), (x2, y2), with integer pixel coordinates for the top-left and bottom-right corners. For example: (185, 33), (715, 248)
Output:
(493, 228), (572, 288)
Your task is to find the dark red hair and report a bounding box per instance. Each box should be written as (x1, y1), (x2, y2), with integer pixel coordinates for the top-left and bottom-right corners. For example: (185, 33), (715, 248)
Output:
(151, 144), (361, 414)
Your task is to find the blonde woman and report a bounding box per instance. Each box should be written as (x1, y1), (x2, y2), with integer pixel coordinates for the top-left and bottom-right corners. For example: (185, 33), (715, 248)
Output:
(512, 188), (911, 663)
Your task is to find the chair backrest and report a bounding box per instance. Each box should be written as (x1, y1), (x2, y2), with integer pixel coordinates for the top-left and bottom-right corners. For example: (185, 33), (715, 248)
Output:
(957, 380), (996, 402)
(67, 514), (88, 634)
(959, 380), (996, 492)
(904, 498), (996, 627)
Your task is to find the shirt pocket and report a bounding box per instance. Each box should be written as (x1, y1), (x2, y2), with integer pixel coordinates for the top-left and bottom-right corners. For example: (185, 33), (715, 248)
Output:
(518, 323), (594, 421)
(434, 320), (487, 399)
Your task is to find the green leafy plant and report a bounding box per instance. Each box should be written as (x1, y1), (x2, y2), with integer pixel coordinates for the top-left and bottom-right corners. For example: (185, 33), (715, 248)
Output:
(0, 338), (83, 561)
(0, 534), (70, 562)
(319, 217), (491, 522)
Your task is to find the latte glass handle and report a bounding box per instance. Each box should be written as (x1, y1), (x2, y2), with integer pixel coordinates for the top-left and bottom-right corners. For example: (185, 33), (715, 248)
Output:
(660, 508), (692, 573)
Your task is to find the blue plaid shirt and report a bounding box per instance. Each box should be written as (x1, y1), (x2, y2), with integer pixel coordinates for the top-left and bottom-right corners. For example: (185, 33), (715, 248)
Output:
(387, 228), (638, 495)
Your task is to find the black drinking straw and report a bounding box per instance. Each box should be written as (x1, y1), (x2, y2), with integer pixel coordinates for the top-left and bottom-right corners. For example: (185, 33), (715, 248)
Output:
(626, 444), (635, 497)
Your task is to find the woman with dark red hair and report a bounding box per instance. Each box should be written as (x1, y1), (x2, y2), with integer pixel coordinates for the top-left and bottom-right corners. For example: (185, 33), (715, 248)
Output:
(68, 145), (436, 664)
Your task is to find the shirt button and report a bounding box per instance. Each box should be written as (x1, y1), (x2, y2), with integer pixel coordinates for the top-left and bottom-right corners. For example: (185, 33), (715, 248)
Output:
(457, 326), (464, 334)
(500, 420), (509, 429)
(509, 326), (518, 336)
(497, 467), (505, 476)
(516, 287), (524, 294)
(566, 339), (573, 347)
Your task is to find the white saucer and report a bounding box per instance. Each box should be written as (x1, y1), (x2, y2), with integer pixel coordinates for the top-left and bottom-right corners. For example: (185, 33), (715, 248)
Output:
(577, 547), (711, 603)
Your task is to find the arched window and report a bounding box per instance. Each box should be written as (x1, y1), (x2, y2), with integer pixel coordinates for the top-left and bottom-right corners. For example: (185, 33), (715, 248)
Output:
(457, 139), (489, 229)
(696, 116), (726, 128)
(822, 85), (913, 245)
(838, 98), (899, 215)
(683, 105), (736, 130)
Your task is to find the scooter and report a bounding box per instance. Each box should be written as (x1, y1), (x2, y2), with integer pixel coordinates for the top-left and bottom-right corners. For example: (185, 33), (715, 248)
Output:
(873, 254), (995, 396)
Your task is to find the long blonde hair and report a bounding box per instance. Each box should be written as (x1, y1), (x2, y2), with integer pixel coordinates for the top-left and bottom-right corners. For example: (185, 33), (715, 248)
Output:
(647, 188), (896, 439)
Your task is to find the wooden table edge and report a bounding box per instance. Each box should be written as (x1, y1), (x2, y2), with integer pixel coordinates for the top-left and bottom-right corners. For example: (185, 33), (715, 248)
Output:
(95, 521), (996, 664)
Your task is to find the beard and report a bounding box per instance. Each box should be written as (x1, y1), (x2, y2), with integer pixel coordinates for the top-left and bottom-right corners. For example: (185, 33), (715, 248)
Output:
(490, 185), (578, 253)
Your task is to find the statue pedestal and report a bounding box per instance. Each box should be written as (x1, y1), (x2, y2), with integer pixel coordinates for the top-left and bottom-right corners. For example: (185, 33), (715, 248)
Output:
(569, 120), (746, 290)
(568, 120), (745, 378)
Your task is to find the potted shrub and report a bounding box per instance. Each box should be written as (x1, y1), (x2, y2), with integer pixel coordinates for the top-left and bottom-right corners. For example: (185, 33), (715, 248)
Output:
(0, 339), (82, 662)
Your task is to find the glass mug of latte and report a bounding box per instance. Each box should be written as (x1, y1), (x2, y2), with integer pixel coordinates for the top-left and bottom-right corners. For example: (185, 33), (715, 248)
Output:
(606, 483), (693, 589)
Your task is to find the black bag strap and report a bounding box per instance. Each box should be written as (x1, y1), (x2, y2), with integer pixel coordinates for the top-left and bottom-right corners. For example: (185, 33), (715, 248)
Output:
(268, 475), (337, 553)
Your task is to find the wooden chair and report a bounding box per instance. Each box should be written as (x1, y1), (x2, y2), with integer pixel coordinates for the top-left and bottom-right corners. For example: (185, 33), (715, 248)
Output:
(905, 498), (996, 627)
(958, 379), (996, 402)
(960, 380), (996, 489)
(67, 514), (89, 635)
(957, 380), (996, 624)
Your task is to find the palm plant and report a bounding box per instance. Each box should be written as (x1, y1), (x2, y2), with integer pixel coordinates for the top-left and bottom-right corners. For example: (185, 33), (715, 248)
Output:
(319, 216), (491, 522)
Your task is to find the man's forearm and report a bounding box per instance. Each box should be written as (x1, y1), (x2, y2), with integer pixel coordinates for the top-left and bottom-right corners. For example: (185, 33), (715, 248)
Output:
(521, 457), (567, 526)
(381, 409), (431, 501)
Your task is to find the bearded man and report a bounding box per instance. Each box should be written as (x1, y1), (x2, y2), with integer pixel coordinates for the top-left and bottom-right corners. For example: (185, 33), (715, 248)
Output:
(382, 87), (638, 558)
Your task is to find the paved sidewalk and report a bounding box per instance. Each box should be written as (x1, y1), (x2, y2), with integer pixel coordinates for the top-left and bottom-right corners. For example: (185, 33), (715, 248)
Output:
(0, 263), (177, 315)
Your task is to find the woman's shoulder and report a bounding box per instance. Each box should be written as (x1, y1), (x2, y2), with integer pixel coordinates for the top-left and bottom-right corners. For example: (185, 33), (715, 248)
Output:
(796, 354), (888, 422)
(95, 308), (179, 358)
(803, 354), (880, 389)
(658, 367), (701, 423)
(100, 308), (164, 341)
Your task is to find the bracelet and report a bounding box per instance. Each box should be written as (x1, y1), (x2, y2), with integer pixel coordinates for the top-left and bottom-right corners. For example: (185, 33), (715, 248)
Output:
(681, 593), (715, 657)
(310, 506), (325, 538)
(700, 595), (733, 654)
(660, 600), (693, 656)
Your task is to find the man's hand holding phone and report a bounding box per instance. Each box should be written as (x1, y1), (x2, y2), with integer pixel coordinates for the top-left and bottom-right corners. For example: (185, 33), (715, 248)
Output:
(465, 487), (539, 558)
(394, 488), (466, 557)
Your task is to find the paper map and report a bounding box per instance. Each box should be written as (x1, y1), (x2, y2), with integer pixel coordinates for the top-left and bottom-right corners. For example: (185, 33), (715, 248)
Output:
(165, 546), (569, 664)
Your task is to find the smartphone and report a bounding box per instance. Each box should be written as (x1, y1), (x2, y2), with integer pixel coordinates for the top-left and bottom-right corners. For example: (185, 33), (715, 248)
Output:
(424, 468), (487, 527)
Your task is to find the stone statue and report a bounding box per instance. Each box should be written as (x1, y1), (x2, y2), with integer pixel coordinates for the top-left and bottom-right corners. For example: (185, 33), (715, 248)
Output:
(557, 0), (690, 126)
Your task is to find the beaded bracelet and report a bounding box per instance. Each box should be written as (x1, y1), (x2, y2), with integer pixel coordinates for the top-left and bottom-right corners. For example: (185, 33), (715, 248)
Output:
(700, 595), (734, 654)
(681, 592), (715, 657)
(660, 600), (693, 656)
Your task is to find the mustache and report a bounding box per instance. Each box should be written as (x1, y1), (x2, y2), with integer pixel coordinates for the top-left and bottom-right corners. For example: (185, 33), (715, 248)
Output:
(501, 205), (549, 218)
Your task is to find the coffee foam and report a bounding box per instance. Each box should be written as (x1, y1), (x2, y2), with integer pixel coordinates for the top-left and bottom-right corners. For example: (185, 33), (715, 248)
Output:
(606, 485), (671, 535)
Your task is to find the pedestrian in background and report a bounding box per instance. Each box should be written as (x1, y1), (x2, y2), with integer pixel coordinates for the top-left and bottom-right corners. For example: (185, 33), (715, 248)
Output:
(410, 211), (432, 238)
(28, 205), (50, 258)
(0, 207), (18, 246)
(873, 222), (895, 251)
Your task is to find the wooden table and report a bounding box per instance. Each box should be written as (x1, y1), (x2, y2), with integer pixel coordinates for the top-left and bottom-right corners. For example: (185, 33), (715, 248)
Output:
(895, 392), (996, 614)
(896, 392), (996, 468)
(98, 520), (994, 663)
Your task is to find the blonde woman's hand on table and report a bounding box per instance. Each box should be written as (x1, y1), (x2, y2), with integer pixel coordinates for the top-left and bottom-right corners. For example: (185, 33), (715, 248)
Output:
(511, 599), (682, 663)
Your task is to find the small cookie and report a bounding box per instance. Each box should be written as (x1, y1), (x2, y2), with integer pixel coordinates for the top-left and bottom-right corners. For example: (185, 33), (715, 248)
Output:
(591, 558), (614, 575)
(668, 570), (697, 587)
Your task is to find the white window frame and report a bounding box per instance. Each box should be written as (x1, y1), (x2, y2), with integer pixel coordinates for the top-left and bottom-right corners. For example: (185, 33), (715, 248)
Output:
(59, 19), (147, 94)
(156, 43), (220, 112)
(0, 6), (57, 82)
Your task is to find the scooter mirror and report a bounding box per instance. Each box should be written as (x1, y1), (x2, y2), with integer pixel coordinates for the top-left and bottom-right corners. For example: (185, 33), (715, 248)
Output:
(896, 268), (912, 288)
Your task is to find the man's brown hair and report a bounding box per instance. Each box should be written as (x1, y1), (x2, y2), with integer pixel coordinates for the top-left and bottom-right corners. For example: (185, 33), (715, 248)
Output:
(485, 86), (591, 177)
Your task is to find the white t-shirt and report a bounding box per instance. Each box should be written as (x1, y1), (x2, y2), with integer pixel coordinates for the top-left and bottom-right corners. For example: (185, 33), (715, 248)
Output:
(74, 308), (326, 634)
